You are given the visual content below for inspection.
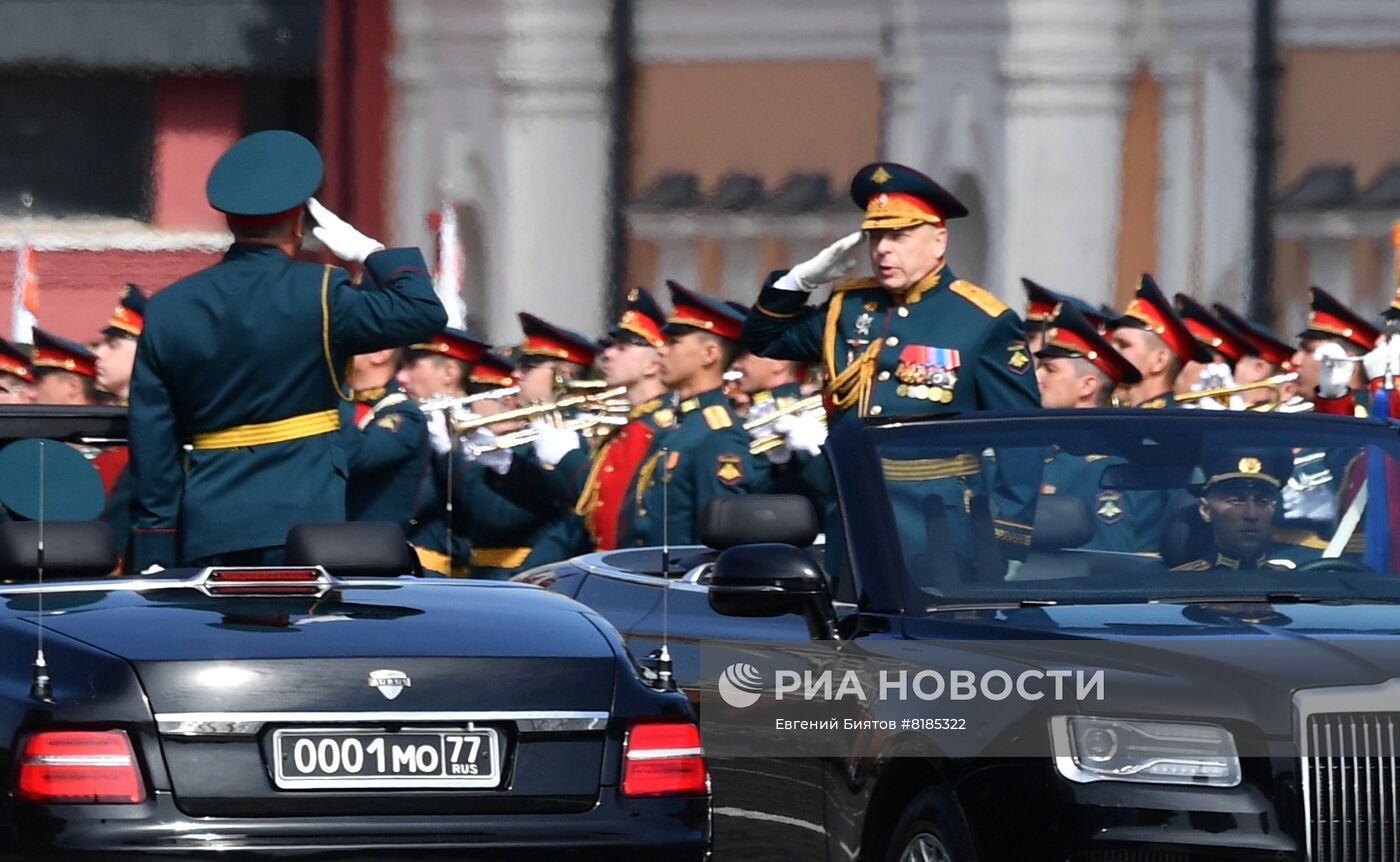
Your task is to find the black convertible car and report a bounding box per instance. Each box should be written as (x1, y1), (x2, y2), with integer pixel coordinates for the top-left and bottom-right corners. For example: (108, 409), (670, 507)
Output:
(0, 407), (709, 860)
(522, 408), (1400, 862)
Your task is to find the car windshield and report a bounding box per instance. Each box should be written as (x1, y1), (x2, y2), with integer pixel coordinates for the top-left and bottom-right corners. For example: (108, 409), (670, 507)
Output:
(853, 410), (1400, 610)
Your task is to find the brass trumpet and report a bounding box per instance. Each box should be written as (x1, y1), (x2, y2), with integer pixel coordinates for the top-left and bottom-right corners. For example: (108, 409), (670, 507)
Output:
(465, 413), (629, 455)
(1173, 372), (1299, 405)
(450, 386), (629, 434)
(746, 394), (827, 455)
(419, 386), (520, 414)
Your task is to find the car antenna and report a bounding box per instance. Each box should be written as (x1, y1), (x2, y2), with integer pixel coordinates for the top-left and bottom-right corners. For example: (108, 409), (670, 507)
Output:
(654, 446), (676, 691)
(30, 440), (53, 703)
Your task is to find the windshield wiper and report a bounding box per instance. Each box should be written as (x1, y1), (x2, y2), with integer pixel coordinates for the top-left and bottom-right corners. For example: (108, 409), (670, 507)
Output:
(926, 599), (1059, 613)
(1148, 593), (1400, 605)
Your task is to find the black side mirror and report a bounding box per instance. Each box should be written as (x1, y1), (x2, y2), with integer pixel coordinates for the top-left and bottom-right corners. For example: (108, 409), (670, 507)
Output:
(708, 543), (837, 639)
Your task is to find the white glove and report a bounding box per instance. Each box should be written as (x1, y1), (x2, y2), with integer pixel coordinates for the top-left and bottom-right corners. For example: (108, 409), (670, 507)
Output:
(465, 427), (513, 475)
(1362, 334), (1400, 383)
(773, 410), (827, 457)
(777, 231), (864, 292)
(425, 411), (452, 455)
(1187, 362), (1241, 411)
(1315, 341), (1353, 399)
(530, 420), (581, 467)
(307, 197), (386, 263)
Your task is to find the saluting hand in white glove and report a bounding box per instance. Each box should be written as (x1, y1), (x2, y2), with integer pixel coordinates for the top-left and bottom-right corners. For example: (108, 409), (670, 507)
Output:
(1314, 341), (1354, 399)
(307, 197), (386, 264)
(777, 231), (864, 292)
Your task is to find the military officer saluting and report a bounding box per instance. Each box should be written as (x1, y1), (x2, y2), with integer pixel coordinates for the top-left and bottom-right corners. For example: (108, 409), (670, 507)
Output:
(743, 162), (1038, 419)
(1107, 275), (1211, 408)
(619, 282), (753, 549)
(129, 130), (446, 569)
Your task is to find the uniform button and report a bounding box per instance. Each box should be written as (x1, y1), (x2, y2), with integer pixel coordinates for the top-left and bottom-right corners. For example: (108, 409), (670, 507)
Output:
(604, 465), (614, 473)
(878, 371), (891, 381)
(885, 336), (899, 347)
(638, 508), (648, 516)
(897, 307), (909, 318)
(870, 405), (883, 415)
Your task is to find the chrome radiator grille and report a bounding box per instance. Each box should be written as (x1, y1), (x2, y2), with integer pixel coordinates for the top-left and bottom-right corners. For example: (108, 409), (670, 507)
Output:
(1302, 712), (1400, 862)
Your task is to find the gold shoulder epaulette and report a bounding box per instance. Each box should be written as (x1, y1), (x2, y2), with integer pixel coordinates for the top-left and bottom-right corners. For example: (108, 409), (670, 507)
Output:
(1170, 559), (1213, 572)
(832, 277), (880, 293)
(702, 404), (733, 430)
(948, 280), (1008, 317)
(652, 408), (675, 428)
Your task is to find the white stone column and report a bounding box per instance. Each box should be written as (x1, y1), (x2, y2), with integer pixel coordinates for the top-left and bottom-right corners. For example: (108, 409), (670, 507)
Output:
(998, 0), (1135, 308)
(1152, 54), (1197, 297)
(655, 235), (700, 294)
(719, 236), (762, 303)
(496, 0), (613, 339)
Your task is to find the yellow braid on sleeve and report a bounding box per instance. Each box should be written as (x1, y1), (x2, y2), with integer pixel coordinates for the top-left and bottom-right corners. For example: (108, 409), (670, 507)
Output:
(320, 264), (354, 403)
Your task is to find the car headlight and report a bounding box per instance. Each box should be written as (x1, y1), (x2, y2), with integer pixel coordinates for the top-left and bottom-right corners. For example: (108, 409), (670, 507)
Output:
(1049, 716), (1241, 787)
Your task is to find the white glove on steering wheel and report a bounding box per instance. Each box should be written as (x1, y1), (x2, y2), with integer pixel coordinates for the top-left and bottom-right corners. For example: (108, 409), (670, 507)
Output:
(1314, 341), (1354, 399)
(776, 231), (864, 292)
(308, 197), (386, 263)
(530, 420), (582, 467)
(1362, 333), (1400, 383)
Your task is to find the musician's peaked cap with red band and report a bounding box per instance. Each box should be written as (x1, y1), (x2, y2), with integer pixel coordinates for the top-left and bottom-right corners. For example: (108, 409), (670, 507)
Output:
(206, 130), (322, 218)
(663, 280), (745, 342)
(30, 328), (97, 378)
(1109, 274), (1212, 364)
(1174, 294), (1251, 364)
(518, 313), (600, 367)
(1212, 303), (1295, 371)
(102, 283), (147, 338)
(850, 162), (968, 231)
(1298, 286), (1379, 351)
(469, 351), (517, 389)
(1022, 277), (1106, 333)
(409, 327), (488, 364)
(608, 287), (666, 349)
(0, 339), (33, 383)
(1036, 302), (1142, 385)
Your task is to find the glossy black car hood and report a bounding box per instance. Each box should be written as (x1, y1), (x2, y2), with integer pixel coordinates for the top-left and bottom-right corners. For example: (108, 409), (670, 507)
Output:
(4, 579), (616, 661)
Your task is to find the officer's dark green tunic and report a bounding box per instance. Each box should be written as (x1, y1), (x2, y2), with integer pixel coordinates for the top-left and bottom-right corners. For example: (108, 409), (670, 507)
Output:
(341, 380), (440, 547)
(742, 264), (1041, 569)
(617, 386), (753, 548)
(1040, 449), (1159, 554)
(129, 244), (445, 568)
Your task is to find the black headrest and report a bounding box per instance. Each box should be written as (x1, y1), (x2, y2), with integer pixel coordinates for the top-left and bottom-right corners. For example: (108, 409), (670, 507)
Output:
(0, 521), (117, 580)
(284, 522), (420, 577)
(1030, 495), (1093, 550)
(699, 495), (819, 550)
(1160, 503), (1213, 569)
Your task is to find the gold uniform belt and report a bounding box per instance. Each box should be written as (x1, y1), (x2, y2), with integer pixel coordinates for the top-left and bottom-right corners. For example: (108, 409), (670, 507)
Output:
(470, 547), (532, 569)
(414, 546), (470, 579)
(191, 410), (340, 450)
(879, 453), (981, 482)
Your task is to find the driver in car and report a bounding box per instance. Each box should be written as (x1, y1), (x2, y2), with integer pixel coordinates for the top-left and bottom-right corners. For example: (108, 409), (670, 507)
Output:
(1172, 450), (1293, 572)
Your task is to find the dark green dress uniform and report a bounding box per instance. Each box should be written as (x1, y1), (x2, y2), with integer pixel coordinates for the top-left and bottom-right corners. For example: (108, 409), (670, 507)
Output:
(741, 163), (1040, 567)
(1034, 303), (1158, 553)
(129, 131), (446, 569)
(341, 379), (440, 550)
(618, 283), (754, 548)
(618, 387), (752, 548)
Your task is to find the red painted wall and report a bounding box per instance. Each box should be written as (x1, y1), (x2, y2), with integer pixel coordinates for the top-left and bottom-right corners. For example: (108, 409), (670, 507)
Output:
(320, 0), (391, 241)
(0, 249), (221, 344)
(152, 77), (243, 231)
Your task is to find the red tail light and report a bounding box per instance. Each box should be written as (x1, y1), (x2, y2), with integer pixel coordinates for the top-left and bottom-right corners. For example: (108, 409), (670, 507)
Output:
(16, 730), (146, 804)
(203, 567), (327, 596)
(621, 719), (708, 797)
